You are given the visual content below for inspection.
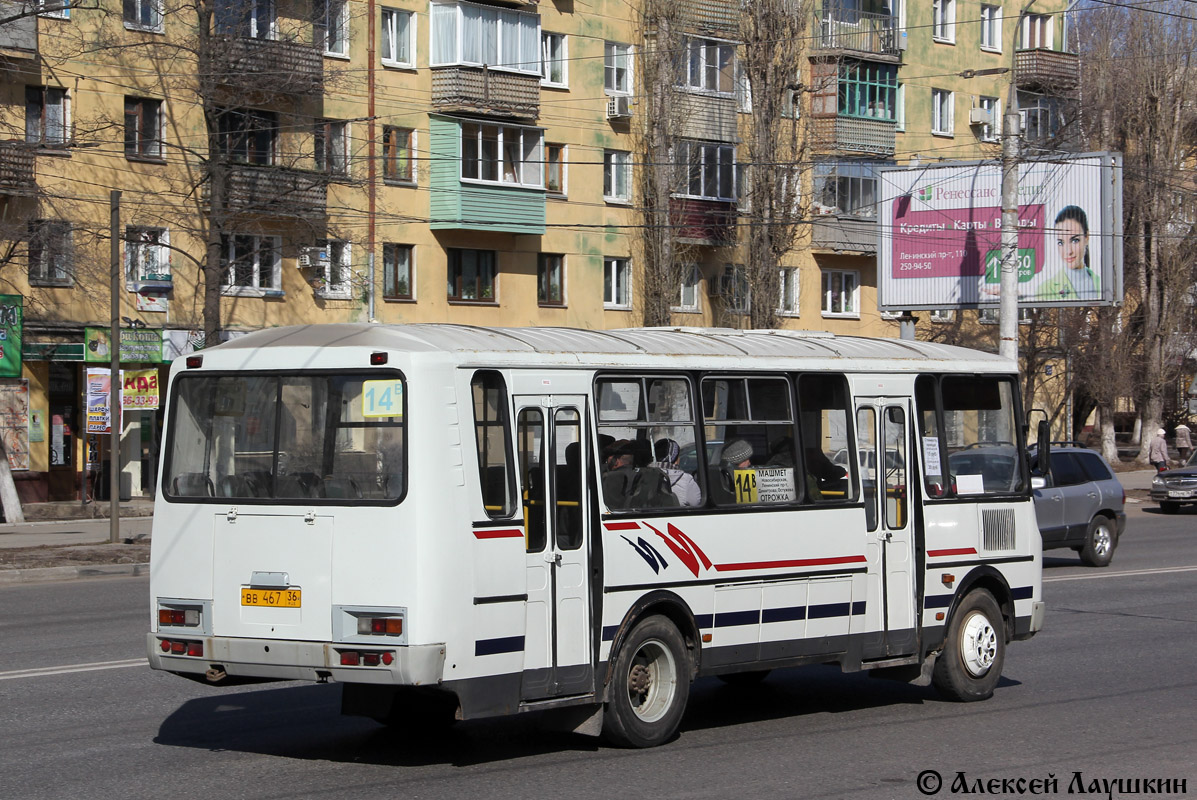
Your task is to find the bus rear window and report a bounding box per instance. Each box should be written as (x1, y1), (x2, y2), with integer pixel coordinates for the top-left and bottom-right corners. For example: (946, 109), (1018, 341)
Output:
(164, 372), (406, 502)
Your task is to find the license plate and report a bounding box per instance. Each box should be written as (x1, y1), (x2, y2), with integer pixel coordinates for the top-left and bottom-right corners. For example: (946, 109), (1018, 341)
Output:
(1168, 490), (1194, 499)
(241, 588), (301, 608)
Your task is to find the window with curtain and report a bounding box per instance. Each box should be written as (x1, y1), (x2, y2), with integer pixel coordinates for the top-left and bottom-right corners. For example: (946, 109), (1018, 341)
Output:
(430, 1), (540, 75)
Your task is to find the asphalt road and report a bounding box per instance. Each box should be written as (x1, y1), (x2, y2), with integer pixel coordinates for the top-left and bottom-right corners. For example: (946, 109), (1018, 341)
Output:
(1, 504), (1193, 800)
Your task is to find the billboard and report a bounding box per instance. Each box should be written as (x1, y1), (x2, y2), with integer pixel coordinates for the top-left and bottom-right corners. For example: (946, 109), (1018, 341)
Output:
(878, 153), (1123, 311)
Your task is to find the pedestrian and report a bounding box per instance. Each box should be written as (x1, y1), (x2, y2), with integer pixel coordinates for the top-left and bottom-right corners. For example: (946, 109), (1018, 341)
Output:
(1148, 428), (1170, 472)
(1174, 422), (1192, 465)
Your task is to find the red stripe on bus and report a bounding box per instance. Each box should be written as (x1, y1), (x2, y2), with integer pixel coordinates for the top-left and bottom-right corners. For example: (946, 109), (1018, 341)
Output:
(473, 529), (525, 540)
(927, 547), (978, 557)
(714, 555), (867, 572)
(604, 522), (641, 531)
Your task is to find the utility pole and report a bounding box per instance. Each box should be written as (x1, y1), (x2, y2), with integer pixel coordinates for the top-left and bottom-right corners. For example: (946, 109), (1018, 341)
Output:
(999, 90), (1021, 364)
(109, 190), (121, 544)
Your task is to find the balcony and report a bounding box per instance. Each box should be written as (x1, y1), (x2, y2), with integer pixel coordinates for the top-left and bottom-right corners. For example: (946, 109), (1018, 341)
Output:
(671, 198), (736, 246)
(209, 36), (323, 97)
(812, 116), (896, 156)
(810, 214), (876, 253)
(0, 2), (36, 56)
(680, 0), (738, 36)
(219, 165), (328, 219)
(1015, 48), (1080, 92)
(431, 67), (540, 121)
(0, 143), (35, 194)
(814, 7), (900, 60)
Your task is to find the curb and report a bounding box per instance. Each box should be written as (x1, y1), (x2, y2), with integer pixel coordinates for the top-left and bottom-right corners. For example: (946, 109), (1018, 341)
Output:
(0, 563), (150, 584)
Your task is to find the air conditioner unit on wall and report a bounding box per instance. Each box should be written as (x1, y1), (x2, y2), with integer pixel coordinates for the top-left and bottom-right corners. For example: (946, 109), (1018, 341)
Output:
(297, 246), (329, 269)
(606, 95), (632, 120)
(969, 107), (993, 125)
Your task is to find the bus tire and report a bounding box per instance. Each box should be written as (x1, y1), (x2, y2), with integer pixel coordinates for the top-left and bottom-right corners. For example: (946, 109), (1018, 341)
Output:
(602, 615), (690, 748)
(932, 589), (1004, 702)
(1079, 515), (1116, 567)
(717, 669), (771, 687)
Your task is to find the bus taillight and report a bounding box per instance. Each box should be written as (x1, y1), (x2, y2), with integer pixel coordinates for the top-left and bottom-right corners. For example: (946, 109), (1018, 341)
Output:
(357, 616), (403, 636)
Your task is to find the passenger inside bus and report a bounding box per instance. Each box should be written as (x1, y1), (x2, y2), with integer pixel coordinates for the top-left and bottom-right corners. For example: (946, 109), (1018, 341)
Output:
(601, 439), (679, 510)
(709, 438), (753, 504)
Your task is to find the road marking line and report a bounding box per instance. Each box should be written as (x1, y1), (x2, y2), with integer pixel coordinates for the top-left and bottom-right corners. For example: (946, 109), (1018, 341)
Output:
(0, 658), (144, 681)
(1045, 565), (1197, 583)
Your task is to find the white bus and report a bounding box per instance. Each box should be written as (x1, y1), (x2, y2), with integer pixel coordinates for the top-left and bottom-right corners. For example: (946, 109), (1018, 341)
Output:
(147, 324), (1045, 747)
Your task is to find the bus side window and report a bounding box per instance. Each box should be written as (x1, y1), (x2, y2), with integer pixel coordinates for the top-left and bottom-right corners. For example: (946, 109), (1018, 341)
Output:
(796, 374), (855, 503)
(702, 376), (800, 507)
(471, 371), (517, 518)
(518, 408), (547, 552)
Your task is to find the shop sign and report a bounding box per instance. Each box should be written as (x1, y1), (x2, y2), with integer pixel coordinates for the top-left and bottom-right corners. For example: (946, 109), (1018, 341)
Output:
(0, 295), (23, 378)
(84, 327), (165, 363)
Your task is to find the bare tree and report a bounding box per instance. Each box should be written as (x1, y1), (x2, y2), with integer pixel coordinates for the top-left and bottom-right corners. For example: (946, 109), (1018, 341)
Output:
(737, 0), (811, 330)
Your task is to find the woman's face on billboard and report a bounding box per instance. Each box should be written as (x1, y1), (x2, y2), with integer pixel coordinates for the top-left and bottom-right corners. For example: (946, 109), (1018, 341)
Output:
(1056, 218), (1088, 270)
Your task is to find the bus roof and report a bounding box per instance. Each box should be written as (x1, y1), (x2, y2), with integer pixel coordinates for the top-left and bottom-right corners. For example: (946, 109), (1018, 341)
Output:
(197, 324), (1013, 373)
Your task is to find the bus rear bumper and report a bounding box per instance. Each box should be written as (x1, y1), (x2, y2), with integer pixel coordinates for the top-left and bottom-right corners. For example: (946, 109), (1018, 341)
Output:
(146, 633), (446, 686)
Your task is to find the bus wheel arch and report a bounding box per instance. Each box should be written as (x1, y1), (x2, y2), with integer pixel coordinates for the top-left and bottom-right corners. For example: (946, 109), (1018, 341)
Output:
(947, 567), (1014, 644)
(603, 590), (702, 691)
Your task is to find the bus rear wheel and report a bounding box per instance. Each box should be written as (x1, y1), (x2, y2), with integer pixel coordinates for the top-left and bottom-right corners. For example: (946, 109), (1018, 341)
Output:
(602, 615), (690, 748)
(932, 590), (1005, 702)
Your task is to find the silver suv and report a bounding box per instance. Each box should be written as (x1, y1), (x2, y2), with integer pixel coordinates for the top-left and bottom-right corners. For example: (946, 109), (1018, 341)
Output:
(1031, 444), (1127, 567)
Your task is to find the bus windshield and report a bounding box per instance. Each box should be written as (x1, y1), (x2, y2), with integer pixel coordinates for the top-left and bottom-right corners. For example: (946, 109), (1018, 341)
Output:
(163, 372), (406, 502)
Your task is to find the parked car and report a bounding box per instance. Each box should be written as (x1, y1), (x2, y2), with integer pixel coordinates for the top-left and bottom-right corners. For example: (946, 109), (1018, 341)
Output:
(1150, 450), (1197, 513)
(1030, 444), (1126, 567)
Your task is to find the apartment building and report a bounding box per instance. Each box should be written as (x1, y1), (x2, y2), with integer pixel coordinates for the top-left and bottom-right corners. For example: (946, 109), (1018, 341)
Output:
(0, 0), (1077, 501)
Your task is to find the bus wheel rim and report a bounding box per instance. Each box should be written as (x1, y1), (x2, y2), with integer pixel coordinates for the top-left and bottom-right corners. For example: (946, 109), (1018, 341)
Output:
(626, 638), (677, 723)
(960, 611), (998, 677)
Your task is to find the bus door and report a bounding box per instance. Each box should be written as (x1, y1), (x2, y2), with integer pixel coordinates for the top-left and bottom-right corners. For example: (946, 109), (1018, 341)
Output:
(515, 396), (593, 700)
(856, 399), (917, 655)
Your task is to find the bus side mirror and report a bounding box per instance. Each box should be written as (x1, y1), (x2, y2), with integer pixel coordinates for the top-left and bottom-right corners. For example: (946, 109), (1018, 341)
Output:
(1036, 420), (1051, 477)
(1031, 476), (1047, 490)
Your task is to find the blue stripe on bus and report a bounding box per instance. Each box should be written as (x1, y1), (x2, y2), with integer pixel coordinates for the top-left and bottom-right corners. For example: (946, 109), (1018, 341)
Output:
(851, 601), (866, 615)
(714, 609), (761, 628)
(925, 594), (954, 609)
(808, 602), (852, 619)
(601, 625), (620, 642)
(695, 613), (714, 629)
(475, 636), (525, 656)
(1011, 586), (1033, 600)
(762, 605), (806, 623)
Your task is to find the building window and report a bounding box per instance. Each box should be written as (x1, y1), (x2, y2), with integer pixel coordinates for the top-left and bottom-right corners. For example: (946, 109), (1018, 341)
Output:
(315, 0), (349, 56)
(25, 86), (68, 147)
(931, 309), (956, 323)
(381, 7), (414, 67)
(312, 239), (351, 297)
(603, 149), (631, 203)
(39, 0), (69, 20)
(979, 96), (999, 142)
(814, 161), (884, 217)
(221, 234), (280, 293)
(541, 32), (566, 87)
(838, 59), (897, 121)
(604, 257), (630, 309)
(315, 120), (348, 175)
(383, 126), (414, 183)
(124, 0), (162, 31)
(932, 0), (955, 43)
(720, 265), (749, 314)
(672, 265), (701, 313)
(604, 42), (631, 94)
(383, 243), (413, 299)
(545, 143), (565, 196)
(28, 221), (72, 285)
(448, 248), (496, 302)
(895, 82), (905, 130)
(214, 0), (274, 38)
(684, 37), (735, 95)
(680, 141), (736, 202)
(1019, 91), (1061, 140)
(430, 1), (541, 75)
(822, 269), (858, 316)
(979, 307), (1033, 324)
(537, 253), (564, 306)
(980, 5), (1002, 52)
(125, 226), (169, 284)
(1021, 14), (1052, 50)
(460, 122), (543, 188)
(777, 267), (799, 316)
(932, 88), (954, 135)
(124, 97), (163, 159)
(217, 108), (276, 165)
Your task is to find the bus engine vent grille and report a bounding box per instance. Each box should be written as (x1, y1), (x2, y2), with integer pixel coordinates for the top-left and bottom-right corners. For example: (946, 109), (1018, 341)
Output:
(981, 508), (1016, 552)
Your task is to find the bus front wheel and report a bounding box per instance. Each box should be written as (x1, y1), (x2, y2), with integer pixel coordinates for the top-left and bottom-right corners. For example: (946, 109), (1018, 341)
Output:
(602, 615), (690, 748)
(932, 590), (1005, 702)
